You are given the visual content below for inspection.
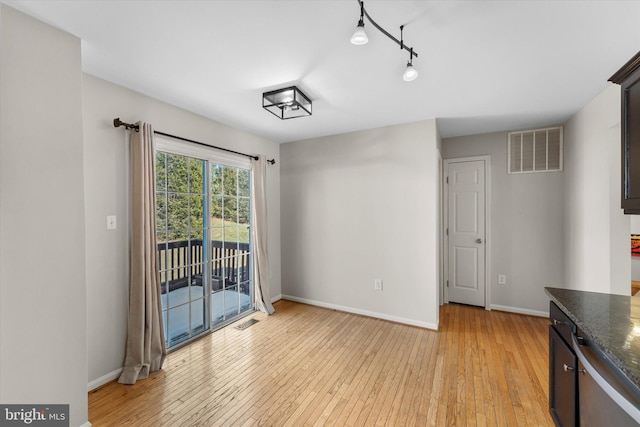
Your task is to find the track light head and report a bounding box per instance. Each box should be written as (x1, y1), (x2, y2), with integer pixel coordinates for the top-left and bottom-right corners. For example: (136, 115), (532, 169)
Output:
(403, 62), (418, 82)
(402, 47), (418, 81)
(351, 19), (368, 45)
(351, 2), (368, 45)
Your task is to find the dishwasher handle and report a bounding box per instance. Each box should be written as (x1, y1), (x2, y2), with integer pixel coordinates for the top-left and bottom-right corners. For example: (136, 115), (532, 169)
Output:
(571, 333), (640, 424)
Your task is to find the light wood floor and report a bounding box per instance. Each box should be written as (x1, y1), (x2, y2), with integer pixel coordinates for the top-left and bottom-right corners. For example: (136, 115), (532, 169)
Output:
(89, 300), (553, 426)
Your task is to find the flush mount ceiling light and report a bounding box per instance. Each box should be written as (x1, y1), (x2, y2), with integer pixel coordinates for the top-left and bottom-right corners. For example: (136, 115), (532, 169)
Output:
(262, 86), (312, 120)
(350, 0), (419, 82)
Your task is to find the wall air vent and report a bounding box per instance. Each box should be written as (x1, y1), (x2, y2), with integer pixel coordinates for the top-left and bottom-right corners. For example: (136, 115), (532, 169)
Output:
(508, 126), (563, 174)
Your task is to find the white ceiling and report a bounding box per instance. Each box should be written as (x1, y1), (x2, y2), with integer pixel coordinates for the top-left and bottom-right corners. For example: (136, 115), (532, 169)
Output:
(4, 0), (640, 143)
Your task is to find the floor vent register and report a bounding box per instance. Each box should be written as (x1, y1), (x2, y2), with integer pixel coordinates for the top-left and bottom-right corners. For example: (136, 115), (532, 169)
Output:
(235, 318), (259, 330)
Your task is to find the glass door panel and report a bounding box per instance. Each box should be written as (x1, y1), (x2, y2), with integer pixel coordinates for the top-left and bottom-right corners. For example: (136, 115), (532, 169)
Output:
(210, 164), (253, 327)
(156, 151), (209, 349)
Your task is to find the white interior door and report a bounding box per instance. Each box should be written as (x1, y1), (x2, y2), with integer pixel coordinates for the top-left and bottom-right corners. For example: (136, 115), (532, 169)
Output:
(447, 160), (486, 307)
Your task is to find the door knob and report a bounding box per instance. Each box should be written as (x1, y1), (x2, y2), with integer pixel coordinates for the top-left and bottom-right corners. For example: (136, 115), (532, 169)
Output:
(476, 238), (482, 244)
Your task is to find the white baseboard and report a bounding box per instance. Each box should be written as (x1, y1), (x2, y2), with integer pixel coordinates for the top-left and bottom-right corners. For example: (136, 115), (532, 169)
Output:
(80, 422), (92, 427)
(271, 294), (282, 303)
(88, 368), (122, 391)
(490, 304), (548, 318)
(281, 294), (438, 330)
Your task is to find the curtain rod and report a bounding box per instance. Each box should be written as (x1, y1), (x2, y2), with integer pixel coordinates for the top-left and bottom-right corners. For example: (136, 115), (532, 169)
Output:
(113, 118), (276, 165)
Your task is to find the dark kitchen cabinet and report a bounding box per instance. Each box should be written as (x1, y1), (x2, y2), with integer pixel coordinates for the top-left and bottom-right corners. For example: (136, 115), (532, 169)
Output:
(549, 301), (578, 427)
(609, 51), (640, 214)
(549, 325), (578, 427)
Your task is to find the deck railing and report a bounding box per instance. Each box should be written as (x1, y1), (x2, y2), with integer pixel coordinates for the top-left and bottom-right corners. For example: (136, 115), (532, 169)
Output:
(158, 239), (250, 294)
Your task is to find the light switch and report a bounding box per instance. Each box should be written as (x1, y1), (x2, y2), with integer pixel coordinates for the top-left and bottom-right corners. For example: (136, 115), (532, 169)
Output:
(106, 215), (117, 230)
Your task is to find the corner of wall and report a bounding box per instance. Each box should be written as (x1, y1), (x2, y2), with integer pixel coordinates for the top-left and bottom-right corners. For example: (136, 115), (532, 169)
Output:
(0, 5), (88, 425)
(562, 84), (628, 294)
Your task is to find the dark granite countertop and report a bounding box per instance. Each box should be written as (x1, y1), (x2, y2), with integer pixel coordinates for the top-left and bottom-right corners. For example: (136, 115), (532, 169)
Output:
(545, 287), (640, 389)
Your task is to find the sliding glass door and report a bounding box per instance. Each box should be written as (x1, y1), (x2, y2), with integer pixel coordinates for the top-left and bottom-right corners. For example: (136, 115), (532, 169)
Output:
(155, 141), (253, 349)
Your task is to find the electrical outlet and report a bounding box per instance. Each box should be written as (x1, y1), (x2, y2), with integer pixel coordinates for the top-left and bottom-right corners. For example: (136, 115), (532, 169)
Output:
(374, 279), (383, 291)
(498, 274), (506, 285)
(106, 215), (117, 230)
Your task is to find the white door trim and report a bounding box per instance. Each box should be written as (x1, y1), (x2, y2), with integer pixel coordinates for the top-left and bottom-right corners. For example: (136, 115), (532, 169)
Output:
(443, 155), (492, 309)
(438, 153), (444, 307)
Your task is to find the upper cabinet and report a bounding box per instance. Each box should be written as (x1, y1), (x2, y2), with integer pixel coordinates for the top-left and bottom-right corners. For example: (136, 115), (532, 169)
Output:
(610, 51), (640, 214)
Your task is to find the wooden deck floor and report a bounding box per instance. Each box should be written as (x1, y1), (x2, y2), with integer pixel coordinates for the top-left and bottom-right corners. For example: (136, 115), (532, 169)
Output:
(88, 300), (553, 426)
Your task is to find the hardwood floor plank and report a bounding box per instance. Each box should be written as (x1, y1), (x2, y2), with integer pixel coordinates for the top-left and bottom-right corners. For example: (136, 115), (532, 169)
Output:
(351, 325), (408, 426)
(474, 310), (497, 427)
(370, 326), (416, 426)
(88, 301), (553, 426)
(408, 331), (436, 425)
(404, 332), (436, 426)
(326, 322), (400, 426)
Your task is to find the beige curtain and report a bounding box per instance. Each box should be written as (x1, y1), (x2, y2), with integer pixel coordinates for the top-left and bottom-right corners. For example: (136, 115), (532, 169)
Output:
(118, 122), (166, 385)
(251, 155), (275, 314)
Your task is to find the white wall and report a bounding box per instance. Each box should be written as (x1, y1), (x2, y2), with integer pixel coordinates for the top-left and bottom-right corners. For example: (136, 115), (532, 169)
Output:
(82, 74), (281, 387)
(442, 131), (564, 314)
(563, 84), (630, 295)
(0, 5), (88, 426)
(280, 120), (440, 329)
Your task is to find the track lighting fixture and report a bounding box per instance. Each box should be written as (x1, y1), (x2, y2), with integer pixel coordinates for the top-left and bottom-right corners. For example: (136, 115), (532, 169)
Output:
(350, 0), (419, 81)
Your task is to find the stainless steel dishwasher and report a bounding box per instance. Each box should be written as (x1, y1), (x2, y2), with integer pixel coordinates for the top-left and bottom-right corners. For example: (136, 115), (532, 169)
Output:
(572, 332), (640, 426)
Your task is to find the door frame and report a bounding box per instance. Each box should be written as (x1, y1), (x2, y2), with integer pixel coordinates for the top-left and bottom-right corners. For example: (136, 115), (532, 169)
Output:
(442, 155), (492, 309)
